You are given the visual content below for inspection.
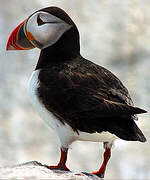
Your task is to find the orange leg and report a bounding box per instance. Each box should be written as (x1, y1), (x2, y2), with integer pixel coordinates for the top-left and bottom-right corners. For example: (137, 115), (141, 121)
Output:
(49, 148), (70, 171)
(92, 147), (111, 178)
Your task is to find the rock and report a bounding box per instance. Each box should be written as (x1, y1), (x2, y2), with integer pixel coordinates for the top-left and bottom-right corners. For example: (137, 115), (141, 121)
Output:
(0, 161), (102, 179)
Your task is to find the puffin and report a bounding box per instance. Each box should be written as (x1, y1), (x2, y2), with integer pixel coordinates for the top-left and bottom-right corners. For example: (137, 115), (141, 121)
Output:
(6, 6), (147, 178)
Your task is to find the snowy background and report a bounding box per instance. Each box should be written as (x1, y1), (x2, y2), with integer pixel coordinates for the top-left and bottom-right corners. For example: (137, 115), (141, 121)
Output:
(0, 0), (150, 179)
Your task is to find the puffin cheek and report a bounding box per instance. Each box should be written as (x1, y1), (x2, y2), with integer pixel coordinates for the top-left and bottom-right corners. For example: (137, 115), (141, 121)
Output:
(39, 23), (72, 48)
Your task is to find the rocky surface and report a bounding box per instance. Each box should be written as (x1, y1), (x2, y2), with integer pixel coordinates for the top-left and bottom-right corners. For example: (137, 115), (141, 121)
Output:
(0, 161), (102, 180)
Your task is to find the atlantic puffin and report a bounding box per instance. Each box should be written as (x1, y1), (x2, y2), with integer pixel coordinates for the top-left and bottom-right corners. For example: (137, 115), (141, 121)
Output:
(6, 6), (147, 178)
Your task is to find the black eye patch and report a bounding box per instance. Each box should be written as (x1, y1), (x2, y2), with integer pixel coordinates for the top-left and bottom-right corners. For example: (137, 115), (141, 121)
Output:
(37, 15), (46, 26)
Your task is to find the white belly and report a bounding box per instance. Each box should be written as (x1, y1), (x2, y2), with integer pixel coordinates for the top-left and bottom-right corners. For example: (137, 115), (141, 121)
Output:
(28, 70), (117, 148)
(28, 70), (61, 130)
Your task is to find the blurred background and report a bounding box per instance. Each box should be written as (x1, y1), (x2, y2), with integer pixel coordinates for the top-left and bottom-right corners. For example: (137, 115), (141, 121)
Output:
(0, 0), (150, 179)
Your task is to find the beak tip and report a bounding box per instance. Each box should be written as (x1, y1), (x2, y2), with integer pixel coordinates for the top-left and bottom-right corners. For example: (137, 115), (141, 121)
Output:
(6, 30), (16, 51)
(6, 44), (16, 51)
(6, 44), (10, 51)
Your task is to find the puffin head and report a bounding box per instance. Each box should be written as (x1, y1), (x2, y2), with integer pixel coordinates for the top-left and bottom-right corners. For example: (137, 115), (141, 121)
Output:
(7, 6), (80, 55)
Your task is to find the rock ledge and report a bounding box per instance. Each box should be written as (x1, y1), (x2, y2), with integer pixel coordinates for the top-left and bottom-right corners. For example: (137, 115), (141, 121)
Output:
(0, 161), (102, 179)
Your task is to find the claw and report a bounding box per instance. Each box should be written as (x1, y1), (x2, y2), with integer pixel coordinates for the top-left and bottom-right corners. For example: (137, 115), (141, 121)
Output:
(49, 164), (70, 171)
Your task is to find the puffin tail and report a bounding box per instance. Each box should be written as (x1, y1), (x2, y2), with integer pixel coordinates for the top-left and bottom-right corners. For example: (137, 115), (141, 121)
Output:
(134, 122), (147, 142)
(110, 117), (147, 143)
(133, 106), (147, 114)
(131, 107), (146, 142)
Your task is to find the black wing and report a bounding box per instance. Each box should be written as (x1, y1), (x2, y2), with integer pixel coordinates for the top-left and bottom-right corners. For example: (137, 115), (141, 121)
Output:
(37, 58), (146, 141)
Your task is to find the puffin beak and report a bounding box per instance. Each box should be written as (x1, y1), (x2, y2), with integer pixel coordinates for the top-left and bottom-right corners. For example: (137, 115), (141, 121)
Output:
(6, 19), (35, 50)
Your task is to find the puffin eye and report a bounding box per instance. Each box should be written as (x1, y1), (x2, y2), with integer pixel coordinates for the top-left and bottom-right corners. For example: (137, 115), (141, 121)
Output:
(37, 15), (45, 26)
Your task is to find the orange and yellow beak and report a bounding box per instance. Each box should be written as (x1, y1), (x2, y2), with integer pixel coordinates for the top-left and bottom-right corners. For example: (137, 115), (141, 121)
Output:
(6, 19), (35, 51)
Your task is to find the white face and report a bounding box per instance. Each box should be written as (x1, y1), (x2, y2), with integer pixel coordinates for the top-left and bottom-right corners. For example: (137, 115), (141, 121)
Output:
(25, 11), (72, 49)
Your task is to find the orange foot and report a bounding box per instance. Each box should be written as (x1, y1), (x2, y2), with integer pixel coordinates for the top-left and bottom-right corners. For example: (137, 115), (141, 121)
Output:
(49, 164), (70, 171)
(92, 147), (111, 178)
(47, 148), (70, 171)
(92, 170), (105, 178)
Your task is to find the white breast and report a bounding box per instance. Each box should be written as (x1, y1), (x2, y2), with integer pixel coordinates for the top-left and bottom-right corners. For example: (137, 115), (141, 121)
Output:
(28, 70), (77, 148)
(28, 70), (57, 129)
(28, 70), (117, 148)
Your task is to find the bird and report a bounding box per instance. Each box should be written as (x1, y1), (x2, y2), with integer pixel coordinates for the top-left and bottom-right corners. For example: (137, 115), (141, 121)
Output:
(6, 6), (147, 178)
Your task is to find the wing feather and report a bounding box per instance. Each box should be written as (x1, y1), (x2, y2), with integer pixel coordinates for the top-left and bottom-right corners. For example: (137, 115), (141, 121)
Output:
(37, 58), (146, 136)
